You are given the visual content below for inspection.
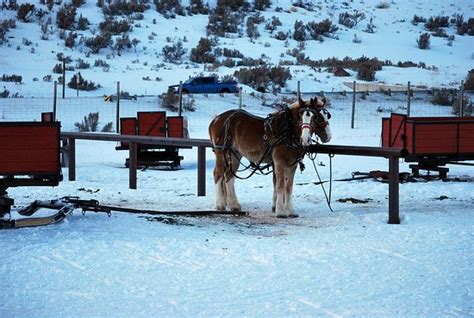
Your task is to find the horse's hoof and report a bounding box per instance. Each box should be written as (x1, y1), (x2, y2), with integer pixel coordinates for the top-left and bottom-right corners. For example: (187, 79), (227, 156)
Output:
(231, 207), (241, 212)
(271, 206), (276, 213)
(215, 206), (226, 211)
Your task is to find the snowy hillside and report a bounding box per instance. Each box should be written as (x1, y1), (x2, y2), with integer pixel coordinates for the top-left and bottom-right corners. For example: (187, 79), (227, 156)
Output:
(0, 0), (473, 97)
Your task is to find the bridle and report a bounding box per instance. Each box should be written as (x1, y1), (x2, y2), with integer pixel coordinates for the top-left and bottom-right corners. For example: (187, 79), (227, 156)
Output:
(299, 107), (331, 135)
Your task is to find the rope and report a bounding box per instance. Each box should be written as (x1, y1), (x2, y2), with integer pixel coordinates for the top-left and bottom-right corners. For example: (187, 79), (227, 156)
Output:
(308, 152), (334, 212)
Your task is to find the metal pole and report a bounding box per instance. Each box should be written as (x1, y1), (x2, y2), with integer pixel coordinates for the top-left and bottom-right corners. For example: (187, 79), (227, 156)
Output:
(116, 81), (120, 132)
(129, 142), (137, 189)
(53, 81), (57, 121)
(388, 155), (400, 224)
(460, 80), (464, 117)
(297, 80), (301, 100)
(68, 138), (76, 181)
(407, 81), (411, 117)
(178, 81), (183, 117)
(351, 81), (356, 129)
(239, 87), (243, 110)
(62, 59), (65, 99)
(197, 146), (206, 196)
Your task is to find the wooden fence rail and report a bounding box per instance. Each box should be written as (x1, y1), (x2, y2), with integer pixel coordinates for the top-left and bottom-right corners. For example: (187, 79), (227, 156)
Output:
(61, 132), (405, 224)
(61, 132), (212, 195)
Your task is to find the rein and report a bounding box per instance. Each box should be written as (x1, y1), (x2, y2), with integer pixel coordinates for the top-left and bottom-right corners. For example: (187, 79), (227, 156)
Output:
(307, 151), (334, 213)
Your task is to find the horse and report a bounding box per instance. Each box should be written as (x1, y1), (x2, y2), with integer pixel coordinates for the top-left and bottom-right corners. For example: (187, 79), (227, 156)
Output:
(208, 97), (332, 218)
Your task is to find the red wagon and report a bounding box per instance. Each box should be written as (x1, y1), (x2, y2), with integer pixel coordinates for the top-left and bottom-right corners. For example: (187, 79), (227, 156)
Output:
(382, 113), (474, 178)
(0, 121), (62, 219)
(116, 111), (189, 168)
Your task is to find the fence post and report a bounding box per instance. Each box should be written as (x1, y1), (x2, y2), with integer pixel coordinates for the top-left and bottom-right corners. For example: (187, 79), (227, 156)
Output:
(297, 80), (301, 100)
(62, 59), (65, 99)
(388, 155), (400, 224)
(178, 81), (183, 117)
(68, 138), (76, 181)
(197, 146), (206, 196)
(53, 81), (57, 121)
(129, 142), (137, 189)
(76, 73), (79, 97)
(239, 87), (243, 110)
(351, 81), (356, 129)
(407, 81), (411, 117)
(460, 80), (464, 117)
(116, 81), (120, 132)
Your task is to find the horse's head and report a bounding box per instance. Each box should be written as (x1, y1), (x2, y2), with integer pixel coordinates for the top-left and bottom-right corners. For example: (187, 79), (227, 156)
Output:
(293, 97), (332, 146)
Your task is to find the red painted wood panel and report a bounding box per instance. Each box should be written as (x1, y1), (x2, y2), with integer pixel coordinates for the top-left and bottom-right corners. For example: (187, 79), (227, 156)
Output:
(381, 118), (390, 147)
(0, 123), (59, 175)
(389, 113), (406, 148)
(137, 112), (166, 137)
(167, 116), (188, 138)
(413, 124), (458, 154)
(460, 124), (474, 153)
(119, 117), (137, 147)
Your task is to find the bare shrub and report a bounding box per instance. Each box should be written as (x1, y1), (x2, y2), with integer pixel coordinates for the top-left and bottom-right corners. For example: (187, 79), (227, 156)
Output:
(456, 17), (474, 36)
(338, 11), (365, 28)
(0, 19), (16, 44)
(190, 37), (215, 63)
(425, 15), (449, 31)
(17, 3), (35, 22)
(162, 41), (187, 63)
(77, 14), (89, 30)
(100, 18), (131, 35)
(274, 30), (288, 40)
(154, 0), (185, 17)
(307, 19), (338, 40)
(255, 0), (271, 11)
(85, 33), (112, 53)
(412, 15), (426, 25)
(102, 0), (149, 16)
(75, 112), (113, 132)
(68, 73), (101, 91)
(293, 20), (307, 41)
(431, 89), (456, 106)
(265, 16), (281, 32)
(234, 65), (291, 92)
(187, 0), (209, 15)
(463, 69), (474, 90)
(76, 58), (90, 69)
(64, 31), (77, 48)
(375, 1), (390, 9)
(56, 4), (76, 30)
(417, 32), (430, 49)
(114, 34), (132, 54)
(206, 1), (245, 36)
(1, 74), (22, 83)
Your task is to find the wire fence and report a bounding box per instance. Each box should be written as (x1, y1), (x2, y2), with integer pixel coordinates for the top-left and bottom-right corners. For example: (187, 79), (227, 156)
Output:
(1, 83), (472, 138)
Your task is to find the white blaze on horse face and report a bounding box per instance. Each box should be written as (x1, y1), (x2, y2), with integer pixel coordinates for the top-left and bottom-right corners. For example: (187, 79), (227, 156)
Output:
(300, 110), (313, 146)
(321, 110), (332, 142)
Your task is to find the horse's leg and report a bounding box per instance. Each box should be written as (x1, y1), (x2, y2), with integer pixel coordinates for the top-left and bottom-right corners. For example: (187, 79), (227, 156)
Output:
(224, 151), (242, 212)
(272, 171), (276, 213)
(284, 165), (298, 217)
(273, 162), (287, 217)
(213, 150), (227, 211)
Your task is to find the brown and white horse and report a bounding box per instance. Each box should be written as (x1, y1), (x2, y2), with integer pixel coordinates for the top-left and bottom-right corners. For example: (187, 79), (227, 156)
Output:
(208, 97), (331, 217)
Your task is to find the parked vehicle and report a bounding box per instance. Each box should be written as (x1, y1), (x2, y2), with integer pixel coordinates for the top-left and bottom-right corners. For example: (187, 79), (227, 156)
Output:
(168, 76), (239, 94)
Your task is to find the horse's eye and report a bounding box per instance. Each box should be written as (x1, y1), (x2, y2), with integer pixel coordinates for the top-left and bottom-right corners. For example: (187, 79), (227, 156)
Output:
(327, 113), (331, 119)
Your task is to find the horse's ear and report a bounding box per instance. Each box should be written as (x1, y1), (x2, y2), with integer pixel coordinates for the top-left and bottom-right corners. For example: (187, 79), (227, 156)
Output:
(317, 97), (327, 108)
(298, 96), (305, 107)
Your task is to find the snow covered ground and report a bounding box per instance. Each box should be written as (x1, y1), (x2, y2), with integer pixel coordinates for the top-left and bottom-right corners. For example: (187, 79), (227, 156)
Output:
(1, 101), (473, 316)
